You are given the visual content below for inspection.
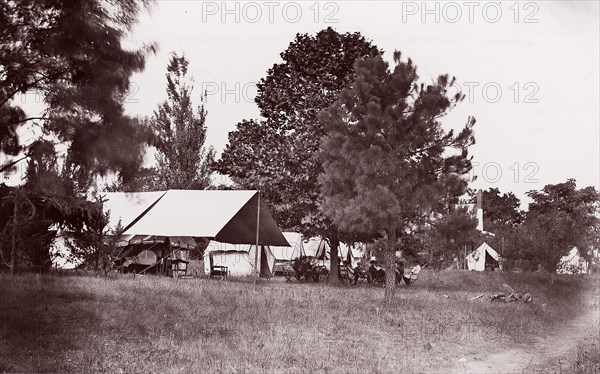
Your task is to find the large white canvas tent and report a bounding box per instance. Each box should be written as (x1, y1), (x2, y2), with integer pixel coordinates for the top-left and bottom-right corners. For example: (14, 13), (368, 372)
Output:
(203, 241), (276, 277)
(119, 190), (289, 246)
(557, 247), (589, 274)
(466, 242), (500, 271)
(102, 190), (289, 275)
(270, 232), (305, 262)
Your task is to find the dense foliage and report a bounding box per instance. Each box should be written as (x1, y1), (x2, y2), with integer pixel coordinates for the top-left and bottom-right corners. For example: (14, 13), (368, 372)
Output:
(0, 0), (154, 182)
(215, 28), (381, 281)
(318, 51), (476, 301)
(0, 0), (154, 271)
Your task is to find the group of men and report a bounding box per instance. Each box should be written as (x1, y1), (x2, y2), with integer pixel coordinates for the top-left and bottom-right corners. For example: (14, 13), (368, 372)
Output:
(341, 257), (422, 285)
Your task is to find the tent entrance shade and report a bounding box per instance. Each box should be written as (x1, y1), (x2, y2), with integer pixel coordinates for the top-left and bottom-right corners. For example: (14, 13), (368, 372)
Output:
(203, 241), (275, 277)
(103, 190), (289, 247)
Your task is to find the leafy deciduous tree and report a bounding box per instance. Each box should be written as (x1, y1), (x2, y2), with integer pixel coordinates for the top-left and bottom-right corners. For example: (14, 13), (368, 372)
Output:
(215, 28), (380, 281)
(482, 187), (523, 229)
(523, 179), (599, 273)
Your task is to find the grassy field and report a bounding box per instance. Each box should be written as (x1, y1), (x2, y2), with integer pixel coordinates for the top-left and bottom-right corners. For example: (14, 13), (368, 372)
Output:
(0, 269), (597, 373)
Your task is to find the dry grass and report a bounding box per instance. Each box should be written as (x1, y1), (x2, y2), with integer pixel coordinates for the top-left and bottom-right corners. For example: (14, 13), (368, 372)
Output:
(0, 270), (595, 373)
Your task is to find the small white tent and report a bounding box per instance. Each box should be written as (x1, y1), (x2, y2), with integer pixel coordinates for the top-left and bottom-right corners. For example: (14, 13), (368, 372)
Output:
(302, 237), (365, 268)
(270, 232), (304, 263)
(303, 237), (329, 258)
(203, 241), (276, 277)
(557, 247), (589, 274)
(466, 242), (500, 271)
(338, 243), (366, 267)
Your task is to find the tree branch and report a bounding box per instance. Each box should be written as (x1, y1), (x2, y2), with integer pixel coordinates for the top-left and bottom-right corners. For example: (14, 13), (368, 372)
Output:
(0, 155), (29, 174)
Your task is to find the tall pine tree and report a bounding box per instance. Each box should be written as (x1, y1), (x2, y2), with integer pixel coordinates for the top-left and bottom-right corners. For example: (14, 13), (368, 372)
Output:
(147, 54), (214, 190)
(319, 51), (475, 302)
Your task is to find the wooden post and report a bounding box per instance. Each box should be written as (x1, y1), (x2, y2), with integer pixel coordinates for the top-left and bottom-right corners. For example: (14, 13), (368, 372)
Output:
(253, 191), (261, 284)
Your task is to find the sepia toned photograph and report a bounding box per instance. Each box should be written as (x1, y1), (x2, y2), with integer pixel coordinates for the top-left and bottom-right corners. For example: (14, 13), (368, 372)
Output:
(1, 1), (599, 373)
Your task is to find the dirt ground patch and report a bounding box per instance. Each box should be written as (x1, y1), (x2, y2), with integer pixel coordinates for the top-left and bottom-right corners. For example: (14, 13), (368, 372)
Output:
(445, 279), (600, 373)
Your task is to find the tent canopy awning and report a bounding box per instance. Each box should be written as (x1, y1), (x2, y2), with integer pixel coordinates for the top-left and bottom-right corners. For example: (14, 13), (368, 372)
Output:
(110, 190), (289, 247)
(103, 191), (167, 233)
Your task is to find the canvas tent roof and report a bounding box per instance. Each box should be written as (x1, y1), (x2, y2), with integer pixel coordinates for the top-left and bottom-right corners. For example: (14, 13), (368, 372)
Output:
(104, 191), (166, 232)
(103, 191), (200, 249)
(104, 190), (289, 247)
(270, 232), (304, 262)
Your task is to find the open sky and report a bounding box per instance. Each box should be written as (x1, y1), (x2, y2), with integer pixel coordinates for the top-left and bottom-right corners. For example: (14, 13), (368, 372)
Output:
(10, 1), (600, 209)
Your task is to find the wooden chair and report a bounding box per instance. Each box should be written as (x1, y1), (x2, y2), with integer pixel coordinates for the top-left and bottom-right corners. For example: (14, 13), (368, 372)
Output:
(338, 265), (350, 284)
(208, 254), (228, 279)
(171, 259), (189, 278)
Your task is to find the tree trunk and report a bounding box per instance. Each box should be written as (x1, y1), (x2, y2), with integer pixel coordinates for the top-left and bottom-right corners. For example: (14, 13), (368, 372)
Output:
(328, 231), (339, 283)
(384, 226), (397, 304)
(99, 234), (107, 276)
(95, 241), (100, 271)
(10, 190), (19, 275)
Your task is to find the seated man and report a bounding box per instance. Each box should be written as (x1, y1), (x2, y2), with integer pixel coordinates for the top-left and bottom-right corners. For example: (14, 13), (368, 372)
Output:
(351, 262), (363, 285)
(402, 261), (422, 286)
(368, 259), (385, 283)
(368, 259), (378, 283)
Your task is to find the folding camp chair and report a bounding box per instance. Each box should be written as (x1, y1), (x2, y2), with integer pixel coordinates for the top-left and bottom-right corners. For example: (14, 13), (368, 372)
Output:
(338, 265), (350, 284)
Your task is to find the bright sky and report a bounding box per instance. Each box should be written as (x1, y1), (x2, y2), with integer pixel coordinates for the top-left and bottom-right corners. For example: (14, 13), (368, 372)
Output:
(8, 1), (600, 209)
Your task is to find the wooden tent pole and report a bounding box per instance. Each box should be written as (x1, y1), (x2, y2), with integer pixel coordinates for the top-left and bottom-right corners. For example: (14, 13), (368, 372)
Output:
(253, 190), (261, 284)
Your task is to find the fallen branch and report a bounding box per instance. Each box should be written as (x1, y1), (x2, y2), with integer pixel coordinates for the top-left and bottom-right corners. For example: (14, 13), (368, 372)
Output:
(471, 293), (485, 300)
(503, 283), (516, 294)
